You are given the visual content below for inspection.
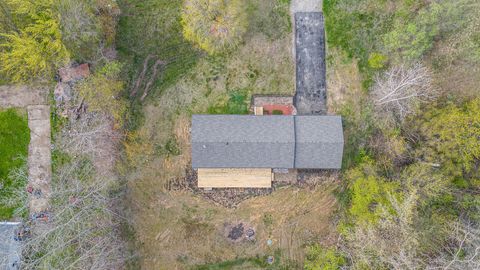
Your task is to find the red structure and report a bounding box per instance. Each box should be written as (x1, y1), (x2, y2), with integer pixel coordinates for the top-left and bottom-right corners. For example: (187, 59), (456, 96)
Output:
(262, 104), (294, 115)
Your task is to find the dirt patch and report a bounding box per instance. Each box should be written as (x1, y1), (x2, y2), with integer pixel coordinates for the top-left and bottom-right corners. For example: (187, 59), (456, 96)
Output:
(225, 222), (256, 242)
(58, 63), (90, 83)
(291, 0), (322, 13)
(128, 176), (338, 269)
(297, 169), (340, 188)
(0, 85), (48, 108)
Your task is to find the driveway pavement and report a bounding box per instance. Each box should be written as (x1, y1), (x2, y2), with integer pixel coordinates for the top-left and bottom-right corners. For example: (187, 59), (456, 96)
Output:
(294, 11), (327, 115)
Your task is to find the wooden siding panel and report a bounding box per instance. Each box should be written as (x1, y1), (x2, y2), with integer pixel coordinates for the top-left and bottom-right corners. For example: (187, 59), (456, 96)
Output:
(197, 168), (272, 188)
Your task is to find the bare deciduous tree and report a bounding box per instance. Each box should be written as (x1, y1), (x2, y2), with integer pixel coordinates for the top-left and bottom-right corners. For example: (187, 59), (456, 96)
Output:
(20, 160), (128, 269)
(344, 191), (425, 270)
(19, 110), (129, 269)
(428, 221), (480, 270)
(57, 112), (121, 175)
(371, 63), (436, 122)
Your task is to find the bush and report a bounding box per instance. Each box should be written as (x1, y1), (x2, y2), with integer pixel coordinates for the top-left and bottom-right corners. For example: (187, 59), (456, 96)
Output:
(368, 52), (387, 69)
(382, 18), (438, 61)
(76, 61), (128, 127)
(304, 245), (346, 270)
(347, 160), (401, 225)
(56, 0), (101, 61)
(383, 1), (464, 62)
(0, 0), (69, 82)
(420, 98), (480, 181)
(181, 0), (248, 54)
(272, 109), (283, 115)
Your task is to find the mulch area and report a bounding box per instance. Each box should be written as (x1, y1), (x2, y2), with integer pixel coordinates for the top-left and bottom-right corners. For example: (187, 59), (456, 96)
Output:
(167, 167), (339, 208)
(167, 169), (272, 208)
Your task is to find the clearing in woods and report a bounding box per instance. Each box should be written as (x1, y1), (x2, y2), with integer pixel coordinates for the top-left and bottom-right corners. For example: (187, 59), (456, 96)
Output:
(122, 0), (338, 268)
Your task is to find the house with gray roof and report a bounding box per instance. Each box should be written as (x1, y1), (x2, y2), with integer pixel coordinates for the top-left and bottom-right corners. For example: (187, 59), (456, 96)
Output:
(192, 115), (343, 169)
(191, 11), (342, 188)
(191, 115), (343, 188)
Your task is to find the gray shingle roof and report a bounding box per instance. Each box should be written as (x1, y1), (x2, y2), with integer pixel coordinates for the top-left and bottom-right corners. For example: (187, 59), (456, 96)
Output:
(191, 115), (343, 169)
(191, 115), (295, 168)
(294, 116), (344, 168)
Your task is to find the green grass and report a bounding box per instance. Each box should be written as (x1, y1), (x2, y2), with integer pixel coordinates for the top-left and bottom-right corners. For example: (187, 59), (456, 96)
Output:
(0, 108), (29, 219)
(207, 90), (250, 115)
(194, 257), (267, 270)
(116, 0), (199, 100)
(323, 0), (395, 88)
(193, 250), (297, 270)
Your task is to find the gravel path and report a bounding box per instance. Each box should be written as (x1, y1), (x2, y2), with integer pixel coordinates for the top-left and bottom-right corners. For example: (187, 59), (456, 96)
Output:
(27, 105), (51, 214)
(290, 0), (322, 13)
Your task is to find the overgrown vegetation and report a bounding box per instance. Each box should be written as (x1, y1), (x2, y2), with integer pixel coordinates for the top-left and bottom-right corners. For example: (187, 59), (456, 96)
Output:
(181, 0), (248, 54)
(0, 0), (69, 82)
(117, 0), (199, 101)
(304, 0), (480, 268)
(2, 0), (479, 268)
(76, 61), (128, 127)
(0, 0), (131, 268)
(21, 111), (127, 269)
(0, 0), (120, 83)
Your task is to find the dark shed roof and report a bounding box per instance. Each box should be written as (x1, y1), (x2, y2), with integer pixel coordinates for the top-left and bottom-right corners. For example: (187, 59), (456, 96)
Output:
(294, 116), (344, 168)
(191, 115), (343, 169)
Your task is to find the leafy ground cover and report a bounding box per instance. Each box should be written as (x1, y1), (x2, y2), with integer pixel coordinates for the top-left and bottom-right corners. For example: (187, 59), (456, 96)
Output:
(117, 0), (200, 100)
(316, 1), (480, 268)
(0, 108), (29, 219)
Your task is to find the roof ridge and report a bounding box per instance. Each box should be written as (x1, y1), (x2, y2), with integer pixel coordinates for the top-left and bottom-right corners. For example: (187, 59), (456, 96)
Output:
(293, 115), (298, 168)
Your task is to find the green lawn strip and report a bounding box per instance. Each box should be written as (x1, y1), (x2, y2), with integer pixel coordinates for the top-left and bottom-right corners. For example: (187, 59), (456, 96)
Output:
(207, 89), (250, 115)
(0, 108), (30, 219)
(193, 250), (297, 270)
(194, 257), (265, 270)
